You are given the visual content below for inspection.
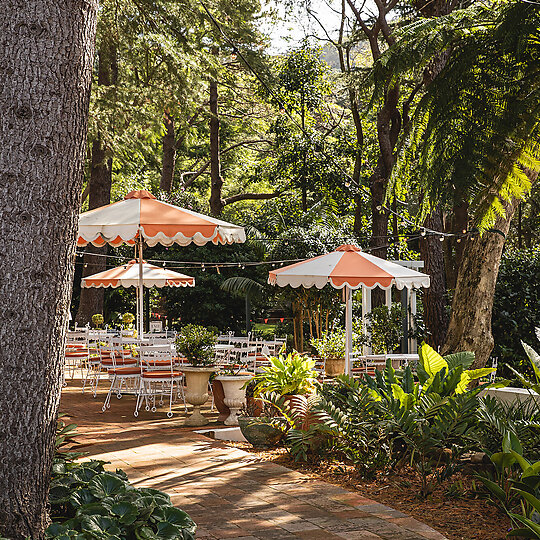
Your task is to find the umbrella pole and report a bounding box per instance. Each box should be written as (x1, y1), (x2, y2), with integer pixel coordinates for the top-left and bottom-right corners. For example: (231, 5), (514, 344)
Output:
(345, 285), (353, 375)
(138, 232), (144, 340)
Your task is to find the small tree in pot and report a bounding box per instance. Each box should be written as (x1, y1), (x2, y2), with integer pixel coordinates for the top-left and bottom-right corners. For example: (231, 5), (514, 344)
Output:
(311, 330), (346, 376)
(176, 324), (218, 426)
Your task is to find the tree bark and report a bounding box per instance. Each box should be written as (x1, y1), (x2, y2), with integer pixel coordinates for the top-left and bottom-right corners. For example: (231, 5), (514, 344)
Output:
(209, 78), (223, 216)
(75, 41), (117, 326)
(160, 113), (176, 192)
(419, 207), (448, 349)
(443, 173), (537, 368)
(0, 1), (97, 537)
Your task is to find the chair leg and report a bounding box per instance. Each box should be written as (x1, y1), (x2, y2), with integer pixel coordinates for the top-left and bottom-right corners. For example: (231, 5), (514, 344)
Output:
(102, 375), (116, 412)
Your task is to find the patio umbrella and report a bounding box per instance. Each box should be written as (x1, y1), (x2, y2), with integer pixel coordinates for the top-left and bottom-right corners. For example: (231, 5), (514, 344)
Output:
(81, 260), (195, 289)
(81, 260), (194, 332)
(78, 190), (245, 335)
(268, 244), (430, 374)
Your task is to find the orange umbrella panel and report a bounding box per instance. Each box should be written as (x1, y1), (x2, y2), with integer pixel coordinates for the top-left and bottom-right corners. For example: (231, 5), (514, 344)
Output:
(82, 260), (195, 289)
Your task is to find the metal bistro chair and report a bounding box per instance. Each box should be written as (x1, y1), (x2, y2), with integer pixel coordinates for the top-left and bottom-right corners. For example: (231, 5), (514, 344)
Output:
(135, 345), (186, 418)
(101, 338), (140, 410)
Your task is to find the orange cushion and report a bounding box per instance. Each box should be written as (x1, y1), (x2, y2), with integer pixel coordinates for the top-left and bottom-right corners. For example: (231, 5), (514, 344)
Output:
(143, 359), (172, 367)
(142, 371), (182, 379)
(108, 367), (142, 375)
(101, 358), (137, 366)
(65, 352), (88, 358)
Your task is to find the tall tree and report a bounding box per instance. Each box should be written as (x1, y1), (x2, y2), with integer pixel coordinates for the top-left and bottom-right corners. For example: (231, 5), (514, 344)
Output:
(76, 36), (117, 325)
(0, 0), (97, 537)
(376, 1), (540, 366)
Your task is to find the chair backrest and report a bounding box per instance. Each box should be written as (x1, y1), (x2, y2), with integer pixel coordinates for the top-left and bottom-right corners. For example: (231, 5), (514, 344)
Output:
(140, 345), (173, 371)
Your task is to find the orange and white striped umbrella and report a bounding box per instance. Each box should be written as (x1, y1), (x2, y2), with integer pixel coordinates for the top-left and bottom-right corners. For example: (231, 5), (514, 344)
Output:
(77, 190), (246, 248)
(268, 244), (430, 290)
(81, 260), (195, 289)
(269, 245), (430, 375)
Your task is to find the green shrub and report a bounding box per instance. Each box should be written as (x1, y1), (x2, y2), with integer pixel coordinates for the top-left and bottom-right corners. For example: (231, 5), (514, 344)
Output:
(492, 248), (540, 378)
(175, 324), (217, 366)
(311, 329), (346, 359)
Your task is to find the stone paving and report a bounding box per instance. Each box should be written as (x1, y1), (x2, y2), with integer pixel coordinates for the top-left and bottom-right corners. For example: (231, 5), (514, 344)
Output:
(61, 380), (447, 540)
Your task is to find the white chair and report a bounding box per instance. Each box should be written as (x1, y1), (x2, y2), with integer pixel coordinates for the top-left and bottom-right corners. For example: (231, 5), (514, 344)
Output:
(135, 345), (186, 418)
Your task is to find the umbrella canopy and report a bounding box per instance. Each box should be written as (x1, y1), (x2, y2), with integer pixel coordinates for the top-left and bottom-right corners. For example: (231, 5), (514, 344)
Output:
(77, 189), (246, 247)
(268, 244), (430, 290)
(81, 260), (195, 289)
(268, 244), (430, 375)
(78, 189), (245, 337)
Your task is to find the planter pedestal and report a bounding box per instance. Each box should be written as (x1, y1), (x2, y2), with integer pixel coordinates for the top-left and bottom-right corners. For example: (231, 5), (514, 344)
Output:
(215, 374), (253, 426)
(325, 357), (345, 377)
(183, 367), (217, 426)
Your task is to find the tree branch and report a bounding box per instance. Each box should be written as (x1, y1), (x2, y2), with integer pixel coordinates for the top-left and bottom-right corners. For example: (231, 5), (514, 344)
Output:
(223, 191), (282, 206)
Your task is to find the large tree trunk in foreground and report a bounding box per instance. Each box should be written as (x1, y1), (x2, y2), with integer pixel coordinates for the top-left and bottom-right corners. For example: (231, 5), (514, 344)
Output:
(0, 1), (97, 537)
(442, 183), (536, 368)
(209, 78), (223, 216)
(419, 207), (448, 350)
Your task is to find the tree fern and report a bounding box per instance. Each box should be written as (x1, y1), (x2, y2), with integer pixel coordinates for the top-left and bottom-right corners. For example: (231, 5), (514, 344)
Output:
(369, 1), (540, 230)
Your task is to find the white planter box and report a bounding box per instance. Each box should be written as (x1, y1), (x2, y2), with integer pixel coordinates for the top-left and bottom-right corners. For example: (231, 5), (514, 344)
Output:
(484, 387), (540, 407)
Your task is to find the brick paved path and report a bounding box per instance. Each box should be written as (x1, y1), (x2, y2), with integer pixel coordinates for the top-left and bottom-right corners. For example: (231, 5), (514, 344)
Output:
(61, 382), (447, 540)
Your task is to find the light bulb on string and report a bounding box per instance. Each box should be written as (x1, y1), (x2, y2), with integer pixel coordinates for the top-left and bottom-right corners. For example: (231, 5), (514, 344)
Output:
(420, 229), (426, 236)
(345, 181), (351, 188)
(439, 236), (445, 242)
(201, 264), (206, 272)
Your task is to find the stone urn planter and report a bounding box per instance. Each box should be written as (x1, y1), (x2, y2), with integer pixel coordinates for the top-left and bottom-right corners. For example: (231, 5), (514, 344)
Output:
(215, 374), (253, 426)
(182, 367), (217, 426)
(238, 417), (284, 448)
(324, 357), (345, 377)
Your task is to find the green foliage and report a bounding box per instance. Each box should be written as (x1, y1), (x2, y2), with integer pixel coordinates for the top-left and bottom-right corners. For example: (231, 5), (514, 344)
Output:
(91, 314), (104, 328)
(121, 312), (135, 325)
(477, 441), (540, 537)
(492, 249), (540, 378)
(253, 350), (317, 396)
(506, 336), (540, 396)
(175, 324), (217, 366)
(311, 329), (345, 359)
(47, 460), (196, 539)
(49, 421), (195, 539)
(357, 303), (402, 354)
(373, 1), (540, 229)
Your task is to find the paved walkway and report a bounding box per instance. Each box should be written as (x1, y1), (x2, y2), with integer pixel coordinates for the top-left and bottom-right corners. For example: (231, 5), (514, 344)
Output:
(61, 381), (447, 540)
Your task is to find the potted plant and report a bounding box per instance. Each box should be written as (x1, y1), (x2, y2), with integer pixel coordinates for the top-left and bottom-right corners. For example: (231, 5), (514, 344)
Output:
(215, 365), (254, 426)
(176, 324), (218, 426)
(121, 312), (137, 337)
(311, 330), (346, 376)
(91, 313), (104, 329)
(237, 401), (285, 449)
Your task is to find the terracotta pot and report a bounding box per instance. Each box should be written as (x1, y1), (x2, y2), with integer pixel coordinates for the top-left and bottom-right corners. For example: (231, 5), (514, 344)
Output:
(211, 380), (230, 423)
(238, 417), (283, 449)
(182, 367), (217, 426)
(246, 396), (264, 417)
(325, 357), (346, 377)
(215, 374), (253, 426)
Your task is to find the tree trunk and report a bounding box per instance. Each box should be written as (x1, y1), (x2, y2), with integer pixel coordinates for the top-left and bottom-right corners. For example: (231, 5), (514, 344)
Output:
(0, 1), (97, 537)
(160, 113), (176, 192)
(75, 137), (112, 325)
(442, 188), (535, 368)
(419, 207), (448, 349)
(209, 78), (223, 216)
(75, 41), (117, 326)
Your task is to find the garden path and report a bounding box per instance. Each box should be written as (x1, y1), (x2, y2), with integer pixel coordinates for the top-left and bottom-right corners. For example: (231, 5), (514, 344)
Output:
(61, 382), (447, 540)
